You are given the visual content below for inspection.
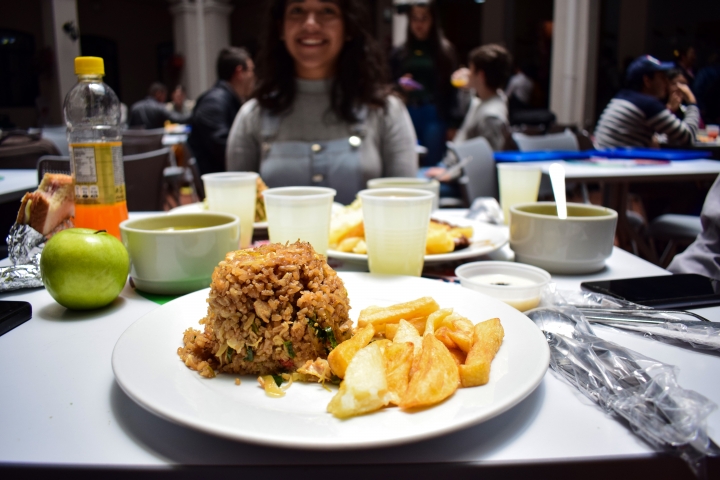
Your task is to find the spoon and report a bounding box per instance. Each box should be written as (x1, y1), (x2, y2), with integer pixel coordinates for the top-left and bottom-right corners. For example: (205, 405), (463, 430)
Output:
(549, 163), (567, 219)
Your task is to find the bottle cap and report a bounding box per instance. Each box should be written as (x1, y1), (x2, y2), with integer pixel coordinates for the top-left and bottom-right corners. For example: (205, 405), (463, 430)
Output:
(74, 57), (105, 75)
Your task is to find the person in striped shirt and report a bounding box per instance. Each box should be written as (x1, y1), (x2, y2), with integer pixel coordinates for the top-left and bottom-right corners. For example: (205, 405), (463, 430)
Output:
(594, 55), (699, 149)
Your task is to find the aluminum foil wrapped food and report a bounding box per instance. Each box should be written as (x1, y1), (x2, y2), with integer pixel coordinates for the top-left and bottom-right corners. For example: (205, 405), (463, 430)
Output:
(1, 174), (75, 292)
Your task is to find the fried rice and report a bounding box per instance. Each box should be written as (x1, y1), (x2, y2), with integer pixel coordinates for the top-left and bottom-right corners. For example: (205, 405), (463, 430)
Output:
(178, 241), (353, 378)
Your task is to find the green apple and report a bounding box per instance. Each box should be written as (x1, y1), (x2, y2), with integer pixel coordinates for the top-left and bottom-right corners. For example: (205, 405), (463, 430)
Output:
(40, 228), (130, 310)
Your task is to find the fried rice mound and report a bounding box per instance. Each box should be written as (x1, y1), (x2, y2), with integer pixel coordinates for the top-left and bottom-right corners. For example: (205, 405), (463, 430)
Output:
(177, 241), (353, 378)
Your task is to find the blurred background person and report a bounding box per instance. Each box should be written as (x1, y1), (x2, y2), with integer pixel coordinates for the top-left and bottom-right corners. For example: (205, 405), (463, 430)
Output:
(694, 53), (720, 125)
(594, 55), (699, 149)
(226, 0), (417, 205)
(188, 47), (254, 176)
(167, 84), (195, 117)
(665, 68), (696, 122)
(505, 61), (534, 112)
(673, 45), (697, 90)
(390, 0), (458, 167)
(129, 82), (191, 129)
(425, 44), (512, 196)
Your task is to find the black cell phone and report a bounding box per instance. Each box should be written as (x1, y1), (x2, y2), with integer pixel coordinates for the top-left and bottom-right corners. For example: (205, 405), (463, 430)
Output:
(0, 301), (32, 337)
(581, 274), (720, 310)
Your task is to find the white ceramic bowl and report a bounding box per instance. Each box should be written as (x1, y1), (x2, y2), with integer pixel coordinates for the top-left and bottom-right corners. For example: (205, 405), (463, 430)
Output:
(120, 212), (240, 295)
(509, 202), (618, 274)
(455, 261), (550, 312)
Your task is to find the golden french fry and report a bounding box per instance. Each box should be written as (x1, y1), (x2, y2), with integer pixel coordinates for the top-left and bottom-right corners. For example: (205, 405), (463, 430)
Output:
(328, 323), (375, 379)
(459, 318), (504, 388)
(337, 236), (363, 253)
(425, 228), (455, 254)
(362, 297), (439, 327)
(447, 329), (473, 354)
(400, 334), (459, 409)
(393, 319), (423, 356)
(447, 347), (467, 366)
(434, 326), (458, 350)
(327, 342), (391, 418)
(385, 323), (398, 340)
(384, 316), (426, 340)
(424, 308), (453, 336)
(384, 341), (414, 405)
(352, 239), (367, 254)
(357, 305), (385, 327)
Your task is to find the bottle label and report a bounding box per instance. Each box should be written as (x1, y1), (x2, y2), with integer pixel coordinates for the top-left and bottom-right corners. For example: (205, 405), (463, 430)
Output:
(70, 142), (126, 204)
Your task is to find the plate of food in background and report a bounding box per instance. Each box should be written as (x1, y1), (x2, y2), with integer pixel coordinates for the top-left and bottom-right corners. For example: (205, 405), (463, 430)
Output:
(327, 201), (509, 264)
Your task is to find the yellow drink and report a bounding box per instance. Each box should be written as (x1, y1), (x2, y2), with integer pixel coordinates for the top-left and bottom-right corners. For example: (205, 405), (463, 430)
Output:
(202, 172), (257, 248)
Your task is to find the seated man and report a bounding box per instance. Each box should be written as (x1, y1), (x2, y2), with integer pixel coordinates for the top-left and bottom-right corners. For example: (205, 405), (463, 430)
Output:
(188, 47), (254, 176)
(594, 55), (699, 148)
(426, 44), (511, 187)
(129, 82), (191, 129)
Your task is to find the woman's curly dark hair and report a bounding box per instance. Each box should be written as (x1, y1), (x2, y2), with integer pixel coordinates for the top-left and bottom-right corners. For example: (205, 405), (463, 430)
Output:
(253, 0), (389, 123)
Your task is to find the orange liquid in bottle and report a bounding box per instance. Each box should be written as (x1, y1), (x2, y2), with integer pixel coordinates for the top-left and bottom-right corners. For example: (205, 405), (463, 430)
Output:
(74, 202), (129, 239)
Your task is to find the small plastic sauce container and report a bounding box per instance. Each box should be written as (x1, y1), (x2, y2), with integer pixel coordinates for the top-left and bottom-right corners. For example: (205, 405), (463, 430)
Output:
(455, 261), (551, 312)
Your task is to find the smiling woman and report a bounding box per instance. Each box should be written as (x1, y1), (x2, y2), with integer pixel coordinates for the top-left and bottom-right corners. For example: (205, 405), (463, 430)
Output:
(226, 0), (418, 205)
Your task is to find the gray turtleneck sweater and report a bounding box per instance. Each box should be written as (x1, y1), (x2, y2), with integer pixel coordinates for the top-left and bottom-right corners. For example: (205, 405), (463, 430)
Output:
(225, 78), (418, 183)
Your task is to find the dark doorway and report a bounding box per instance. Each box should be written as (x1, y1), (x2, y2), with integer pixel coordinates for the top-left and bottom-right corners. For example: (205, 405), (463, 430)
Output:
(80, 35), (121, 99)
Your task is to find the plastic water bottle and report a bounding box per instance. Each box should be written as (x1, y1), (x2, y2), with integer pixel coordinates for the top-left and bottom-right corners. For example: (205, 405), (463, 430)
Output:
(63, 56), (128, 239)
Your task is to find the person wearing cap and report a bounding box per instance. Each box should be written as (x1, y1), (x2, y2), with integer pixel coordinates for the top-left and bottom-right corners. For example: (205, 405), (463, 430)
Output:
(594, 55), (699, 149)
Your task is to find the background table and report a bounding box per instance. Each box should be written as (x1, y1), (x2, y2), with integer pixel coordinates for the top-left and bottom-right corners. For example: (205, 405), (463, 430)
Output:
(1, 242), (718, 479)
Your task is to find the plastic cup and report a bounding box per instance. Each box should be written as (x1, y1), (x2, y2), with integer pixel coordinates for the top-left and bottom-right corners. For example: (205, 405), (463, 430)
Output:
(358, 188), (434, 277)
(497, 163), (542, 225)
(367, 177), (440, 211)
(201, 172), (258, 248)
(263, 186), (337, 255)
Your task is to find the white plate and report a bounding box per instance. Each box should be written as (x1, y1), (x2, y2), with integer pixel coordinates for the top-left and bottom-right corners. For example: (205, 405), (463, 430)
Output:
(328, 211), (509, 264)
(112, 272), (549, 450)
(169, 202), (268, 229)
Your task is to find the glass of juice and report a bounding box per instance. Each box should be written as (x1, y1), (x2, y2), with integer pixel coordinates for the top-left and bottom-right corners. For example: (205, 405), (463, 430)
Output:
(201, 172), (257, 248)
(496, 163), (542, 225)
(358, 188), (434, 277)
(263, 186), (337, 255)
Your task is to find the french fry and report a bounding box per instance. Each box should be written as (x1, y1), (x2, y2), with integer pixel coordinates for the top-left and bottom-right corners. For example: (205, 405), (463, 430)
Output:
(357, 305), (385, 328)
(384, 341), (414, 405)
(447, 347), (467, 366)
(337, 236), (363, 253)
(459, 318), (504, 388)
(385, 316), (426, 340)
(424, 308), (453, 336)
(328, 324), (375, 379)
(434, 326), (458, 350)
(352, 239), (367, 254)
(425, 227), (455, 254)
(327, 342), (391, 418)
(361, 297), (439, 327)
(393, 319), (423, 356)
(400, 334), (460, 409)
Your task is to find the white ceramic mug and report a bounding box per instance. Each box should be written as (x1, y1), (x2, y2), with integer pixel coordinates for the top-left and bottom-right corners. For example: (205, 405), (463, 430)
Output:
(509, 202), (618, 274)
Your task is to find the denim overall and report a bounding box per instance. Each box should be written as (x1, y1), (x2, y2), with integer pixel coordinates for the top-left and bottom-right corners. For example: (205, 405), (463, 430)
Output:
(259, 108), (367, 205)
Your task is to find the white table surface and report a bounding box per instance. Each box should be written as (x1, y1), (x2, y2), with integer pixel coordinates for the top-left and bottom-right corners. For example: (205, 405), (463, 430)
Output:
(1, 218), (718, 476)
(0, 169), (38, 203)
